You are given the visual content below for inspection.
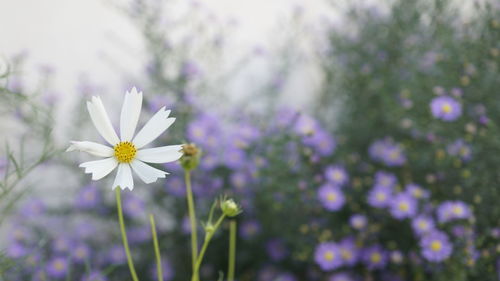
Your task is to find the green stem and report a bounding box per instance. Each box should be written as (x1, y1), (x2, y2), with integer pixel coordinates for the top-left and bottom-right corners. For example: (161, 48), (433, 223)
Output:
(185, 170), (199, 280)
(192, 214), (226, 281)
(227, 220), (237, 281)
(115, 188), (140, 281)
(149, 214), (163, 281)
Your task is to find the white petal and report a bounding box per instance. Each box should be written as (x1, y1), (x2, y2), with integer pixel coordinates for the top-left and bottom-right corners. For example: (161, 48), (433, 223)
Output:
(79, 158), (118, 180)
(87, 96), (120, 146)
(136, 145), (183, 164)
(120, 87), (143, 142)
(132, 107), (175, 149)
(67, 141), (114, 157)
(130, 160), (168, 184)
(112, 163), (134, 190)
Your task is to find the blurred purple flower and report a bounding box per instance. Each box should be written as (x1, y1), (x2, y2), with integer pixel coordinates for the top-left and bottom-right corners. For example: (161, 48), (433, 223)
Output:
(6, 243), (27, 258)
(318, 184), (345, 211)
(430, 96), (462, 121)
(405, 183), (430, 199)
(165, 176), (186, 197)
(240, 219), (262, 240)
(367, 186), (392, 208)
(420, 231), (453, 262)
(150, 258), (174, 281)
(324, 165), (349, 187)
(350, 214), (368, 230)
(266, 239), (288, 261)
(328, 272), (358, 281)
(412, 215), (435, 236)
(339, 237), (359, 266)
(19, 199), (46, 218)
(122, 195), (145, 218)
(107, 245), (126, 264)
(82, 271), (107, 281)
(72, 243), (90, 263)
(437, 201), (471, 223)
(447, 139), (472, 161)
(46, 257), (68, 278)
(389, 193), (418, 219)
(362, 245), (388, 270)
(314, 242), (342, 271)
(75, 184), (101, 209)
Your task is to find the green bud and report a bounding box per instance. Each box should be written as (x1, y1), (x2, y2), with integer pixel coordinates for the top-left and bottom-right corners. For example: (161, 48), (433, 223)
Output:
(204, 223), (215, 234)
(180, 143), (201, 171)
(220, 198), (242, 217)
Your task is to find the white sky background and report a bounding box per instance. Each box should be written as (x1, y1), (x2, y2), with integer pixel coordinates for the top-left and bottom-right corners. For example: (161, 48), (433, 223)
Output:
(0, 0), (334, 105)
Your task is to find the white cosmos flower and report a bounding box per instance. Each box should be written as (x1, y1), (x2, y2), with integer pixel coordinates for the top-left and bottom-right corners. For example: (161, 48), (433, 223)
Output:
(67, 87), (183, 190)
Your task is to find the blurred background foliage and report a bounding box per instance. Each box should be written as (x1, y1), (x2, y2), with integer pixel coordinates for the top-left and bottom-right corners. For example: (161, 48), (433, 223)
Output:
(1, 0), (500, 280)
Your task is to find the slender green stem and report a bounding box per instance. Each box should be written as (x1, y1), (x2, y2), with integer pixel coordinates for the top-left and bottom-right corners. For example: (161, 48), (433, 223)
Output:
(227, 220), (237, 281)
(115, 188), (139, 281)
(149, 214), (163, 281)
(192, 214), (226, 281)
(185, 170), (199, 280)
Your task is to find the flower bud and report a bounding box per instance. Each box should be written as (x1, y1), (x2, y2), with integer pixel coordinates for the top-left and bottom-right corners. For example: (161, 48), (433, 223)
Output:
(220, 199), (242, 217)
(180, 143), (201, 171)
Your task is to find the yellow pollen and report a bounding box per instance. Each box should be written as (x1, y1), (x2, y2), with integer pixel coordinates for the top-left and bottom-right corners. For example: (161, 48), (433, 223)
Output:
(114, 141), (137, 163)
(333, 171), (342, 180)
(341, 250), (352, 260)
(442, 103), (452, 113)
(324, 251), (334, 261)
(431, 240), (442, 252)
(327, 193), (337, 202)
(54, 260), (65, 271)
(371, 253), (381, 263)
(399, 202), (409, 211)
(376, 193), (386, 201)
(418, 221), (428, 229)
(452, 206), (463, 215)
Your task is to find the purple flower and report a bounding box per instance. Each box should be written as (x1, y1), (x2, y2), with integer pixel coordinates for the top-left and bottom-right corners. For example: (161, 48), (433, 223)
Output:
(412, 215), (435, 236)
(19, 199), (46, 217)
(150, 258), (174, 281)
(122, 195), (145, 218)
(362, 245), (388, 270)
(318, 184), (345, 211)
(339, 237), (359, 266)
(6, 243), (27, 258)
(367, 186), (392, 208)
(328, 272), (358, 281)
(224, 146), (246, 170)
(107, 245), (126, 264)
(266, 239), (288, 261)
(324, 165), (349, 186)
(46, 257), (68, 278)
(369, 139), (406, 166)
(373, 171), (397, 189)
(430, 96), (462, 121)
(52, 236), (73, 253)
(165, 176), (186, 197)
(389, 193), (418, 219)
(72, 243), (90, 263)
(314, 242), (343, 271)
(437, 201), (471, 223)
(230, 171), (250, 193)
(303, 129), (336, 157)
(294, 114), (319, 136)
(350, 214), (368, 230)
(405, 183), (430, 199)
(75, 184), (101, 209)
(82, 271), (107, 281)
(447, 139), (472, 161)
(240, 219), (261, 240)
(420, 231), (453, 262)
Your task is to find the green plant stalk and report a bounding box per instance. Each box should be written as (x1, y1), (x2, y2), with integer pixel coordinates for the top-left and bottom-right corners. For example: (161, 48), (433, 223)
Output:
(185, 170), (199, 280)
(150, 214), (163, 281)
(115, 188), (139, 281)
(227, 220), (237, 281)
(192, 214), (226, 281)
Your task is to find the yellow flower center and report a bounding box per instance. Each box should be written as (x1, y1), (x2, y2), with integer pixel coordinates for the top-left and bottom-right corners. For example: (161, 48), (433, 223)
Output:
(371, 253), (381, 263)
(399, 202), (409, 211)
(324, 251), (335, 261)
(341, 250), (352, 260)
(431, 240), (442, 252)
(376, 192), (386, 201)
(418, 221), (428, 230)
(442, 103), (452, 113)
(452, 206), (463, 215)
(333, 171), (342, 180)
(54, 260), (65, 271)
(114, 141), (137, 163)
(327, 193), (338, 202)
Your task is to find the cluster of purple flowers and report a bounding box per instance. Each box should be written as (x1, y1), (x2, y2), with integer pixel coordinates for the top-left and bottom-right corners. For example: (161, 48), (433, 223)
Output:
(368, 138), (406, 166)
